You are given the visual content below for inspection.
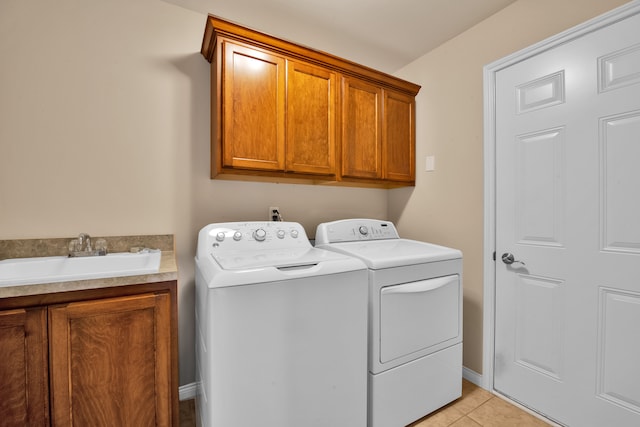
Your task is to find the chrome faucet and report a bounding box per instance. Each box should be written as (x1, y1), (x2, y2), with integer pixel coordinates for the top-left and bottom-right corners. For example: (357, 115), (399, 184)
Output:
(77, 233), (92, 252)
(69, 233), (107, 257)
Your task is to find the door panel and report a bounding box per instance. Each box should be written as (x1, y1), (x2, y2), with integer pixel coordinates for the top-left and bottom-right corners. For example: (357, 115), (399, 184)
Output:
(494, 8), (640, 426)
(515, 128), (565, 247)
(600, 111), (640, 253)
(597, 288), (640, 413)
(513, 274), (565, 381)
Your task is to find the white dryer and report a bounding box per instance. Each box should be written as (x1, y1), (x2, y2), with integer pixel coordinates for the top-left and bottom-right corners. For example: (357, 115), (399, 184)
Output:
(195, 221), (368, 427)
(315, 219), (462, 427)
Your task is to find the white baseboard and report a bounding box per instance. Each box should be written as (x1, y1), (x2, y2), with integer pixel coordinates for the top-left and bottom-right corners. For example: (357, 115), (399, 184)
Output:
(179, 382), (197, 401)
(462, 366), (483, 388)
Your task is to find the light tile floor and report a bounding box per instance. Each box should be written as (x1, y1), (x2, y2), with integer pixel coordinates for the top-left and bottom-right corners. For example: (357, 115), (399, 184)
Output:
(408, 380), (551, 427)
(178, 379), (552, 427)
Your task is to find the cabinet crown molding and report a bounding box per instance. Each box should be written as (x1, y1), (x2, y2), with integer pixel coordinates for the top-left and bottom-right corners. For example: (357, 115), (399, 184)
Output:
(201, 14), (421, 96)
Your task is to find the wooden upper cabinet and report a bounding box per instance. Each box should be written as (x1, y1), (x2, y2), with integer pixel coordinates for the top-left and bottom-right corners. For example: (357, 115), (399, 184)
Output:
(342, 77), (383, 179)
(202, 15), (420, 187)
(221, 41), (286, 172)
(286, 60), (336, 176)
(384, 89), (415, 183)
(342, 81), (416, 184)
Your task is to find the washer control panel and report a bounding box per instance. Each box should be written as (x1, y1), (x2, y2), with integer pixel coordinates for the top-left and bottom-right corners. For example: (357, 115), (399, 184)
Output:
(198, 221), (319, 271)
(202, 221), (309, 253)
(315, 219), (400, 244)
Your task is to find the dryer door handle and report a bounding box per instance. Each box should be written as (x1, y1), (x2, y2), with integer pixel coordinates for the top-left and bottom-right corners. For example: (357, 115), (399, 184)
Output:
(382, 275), (458, 295)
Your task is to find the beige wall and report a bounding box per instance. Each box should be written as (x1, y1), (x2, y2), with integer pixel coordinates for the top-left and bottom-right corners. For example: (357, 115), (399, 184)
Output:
(0, 0), (387, 386)
(0, 0), (630, 387)
(390, 0), (630, 374)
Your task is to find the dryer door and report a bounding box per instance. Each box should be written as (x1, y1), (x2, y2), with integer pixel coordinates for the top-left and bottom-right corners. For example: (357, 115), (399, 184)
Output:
(380, 275), (460, 363)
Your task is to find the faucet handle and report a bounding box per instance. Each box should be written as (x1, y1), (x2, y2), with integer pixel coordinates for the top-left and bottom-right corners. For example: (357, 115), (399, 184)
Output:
(69, 238), (80, 253)
(77, 233), (92, 251)
(95, 238), (108, 255)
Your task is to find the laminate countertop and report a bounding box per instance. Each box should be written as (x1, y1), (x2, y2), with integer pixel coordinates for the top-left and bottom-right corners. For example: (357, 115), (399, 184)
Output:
(0, 235), (178, 298)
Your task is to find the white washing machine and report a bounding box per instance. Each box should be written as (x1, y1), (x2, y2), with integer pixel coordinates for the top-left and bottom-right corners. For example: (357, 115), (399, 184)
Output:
(315, 219), (463, 427)
(195, 221), (368, 427)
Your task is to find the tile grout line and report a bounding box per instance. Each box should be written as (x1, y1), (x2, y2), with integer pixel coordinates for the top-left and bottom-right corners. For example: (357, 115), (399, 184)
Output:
(465, 395), (496, 426)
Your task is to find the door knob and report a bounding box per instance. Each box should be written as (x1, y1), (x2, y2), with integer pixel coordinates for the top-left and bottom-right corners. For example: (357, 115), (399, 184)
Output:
(501, 252), (525, 266)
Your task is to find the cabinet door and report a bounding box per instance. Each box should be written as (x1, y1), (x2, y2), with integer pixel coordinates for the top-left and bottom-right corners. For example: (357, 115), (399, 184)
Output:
(384, 89), (415, 183)
(222, 41), (286, 171)
(49, 292), (172, 427)
(341, 77), (383, 179)
(0, 308), (48, 427)
(286, 61), (336, 175)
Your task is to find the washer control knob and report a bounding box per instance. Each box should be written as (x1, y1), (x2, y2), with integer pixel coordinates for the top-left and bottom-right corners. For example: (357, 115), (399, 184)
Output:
(233, 231), (243, 241)
(277, 229), (286, 239)
(290, 229), (299, 238)
(216, 232), (225, 242)
(359, 226), (369, 236)
(253, 228), (267, 241)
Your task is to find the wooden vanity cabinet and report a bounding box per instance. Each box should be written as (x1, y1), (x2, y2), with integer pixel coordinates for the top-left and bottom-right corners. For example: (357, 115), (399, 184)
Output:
(0, 281), (178, 427)
(202, 15), (420, 187)
(0, 308), (49, 426)
(49, 292), (173, 426)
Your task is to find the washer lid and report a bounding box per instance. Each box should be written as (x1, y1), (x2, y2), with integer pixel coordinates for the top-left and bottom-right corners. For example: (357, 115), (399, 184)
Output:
(198, 247), (366, 288)
(211, 246), (345, 270)
(317, 239), (461, 269)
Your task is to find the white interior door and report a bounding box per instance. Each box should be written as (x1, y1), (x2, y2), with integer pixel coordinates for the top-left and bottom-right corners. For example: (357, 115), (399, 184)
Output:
(494, 7), (640, 427)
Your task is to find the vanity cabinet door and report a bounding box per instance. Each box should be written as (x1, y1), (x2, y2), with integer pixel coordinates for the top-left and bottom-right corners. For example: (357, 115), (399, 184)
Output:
(341, 76), (383, 180)
(286, 60), (337, 176)
(48, 292), (172, 427)
(384, 89), (416, 184)
(220, 40), (286, 172)
(0, 308), (49, 427)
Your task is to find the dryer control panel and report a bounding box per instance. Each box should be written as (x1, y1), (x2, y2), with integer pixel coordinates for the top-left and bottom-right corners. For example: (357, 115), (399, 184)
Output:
(315, 219), (400, 244)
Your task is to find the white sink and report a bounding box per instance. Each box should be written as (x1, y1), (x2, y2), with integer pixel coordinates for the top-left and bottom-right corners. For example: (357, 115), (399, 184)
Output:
(0, 250), (162, 287)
